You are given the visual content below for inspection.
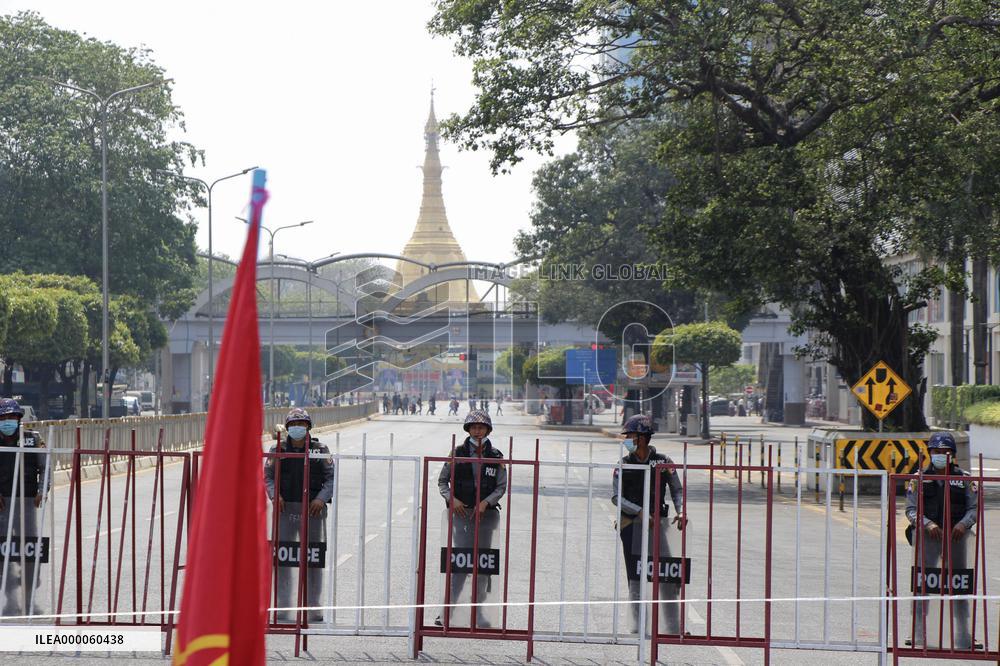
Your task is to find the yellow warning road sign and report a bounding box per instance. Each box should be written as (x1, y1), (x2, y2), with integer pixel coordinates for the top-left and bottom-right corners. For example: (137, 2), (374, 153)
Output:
(834, 439), (928, 473)
(851, 361), (911, 420)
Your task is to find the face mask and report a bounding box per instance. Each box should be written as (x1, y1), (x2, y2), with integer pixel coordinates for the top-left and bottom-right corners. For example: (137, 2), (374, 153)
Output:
(287, 425), (308, 441)
(623, 438), (637, 454)
(0, 421), (18, 436)
(930, 453), (948, 470)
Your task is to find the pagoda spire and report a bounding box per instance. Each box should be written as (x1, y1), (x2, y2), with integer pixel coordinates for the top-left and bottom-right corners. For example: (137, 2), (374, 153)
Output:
(396, 91), (478, 302)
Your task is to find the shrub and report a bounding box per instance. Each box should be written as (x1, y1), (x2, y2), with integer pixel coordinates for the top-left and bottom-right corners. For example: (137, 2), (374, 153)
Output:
(931, 385), (1000, 424)
(964, 400), (1000, 427)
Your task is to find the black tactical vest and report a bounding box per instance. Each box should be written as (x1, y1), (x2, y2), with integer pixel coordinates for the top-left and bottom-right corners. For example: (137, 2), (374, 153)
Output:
(0, 429), (45, 498)
(452, 439), (503, 509)
(921, 466), (969, 528)
(619, 449), (671, 517)
(276, 438), (329, 503)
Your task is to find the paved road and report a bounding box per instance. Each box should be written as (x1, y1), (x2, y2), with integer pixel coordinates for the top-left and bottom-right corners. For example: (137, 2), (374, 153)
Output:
(0, 412), (995, 664)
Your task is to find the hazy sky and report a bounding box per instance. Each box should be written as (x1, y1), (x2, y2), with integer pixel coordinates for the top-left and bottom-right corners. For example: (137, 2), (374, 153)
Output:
(2, 1), (569, 265)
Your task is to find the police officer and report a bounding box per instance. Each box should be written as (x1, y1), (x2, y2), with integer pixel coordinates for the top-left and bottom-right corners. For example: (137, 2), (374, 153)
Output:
(264, 408), (335, 623)
(612, 414), (686, 635)
(0, 398), (48, 617)
(436, 409), (507, 628)
(905, 432), (978, 649)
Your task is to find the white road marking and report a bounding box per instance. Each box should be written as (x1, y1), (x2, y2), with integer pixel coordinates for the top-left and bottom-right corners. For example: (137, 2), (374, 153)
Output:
(686, 606), (706, 625)
(336, 553), (352, 567)
(685, 604), (743, 663)
(84, 527), (122, 540)
(715, 645), (745, 665)
(364, 533), (377, 544)
(396, 507), (408, 516)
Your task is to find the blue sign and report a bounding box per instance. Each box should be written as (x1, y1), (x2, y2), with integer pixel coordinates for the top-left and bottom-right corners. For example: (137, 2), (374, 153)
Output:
(565, 349), (616, 386)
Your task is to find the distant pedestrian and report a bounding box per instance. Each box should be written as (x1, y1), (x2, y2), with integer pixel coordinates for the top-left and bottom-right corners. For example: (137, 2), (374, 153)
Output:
(392, 393), (401, 415)
(494, 395), (503, 416)
(402, 395), (409, 415)
(428, 395), (436, 415)
(417, 396), (423, 414)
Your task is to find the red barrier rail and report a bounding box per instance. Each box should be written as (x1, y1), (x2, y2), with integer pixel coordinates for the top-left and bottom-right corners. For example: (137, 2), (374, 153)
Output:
(411, 437), (540, 662)
(55, 427), (190, 656)
(649, 442), (775, 664)
(888, 452), (998, 662)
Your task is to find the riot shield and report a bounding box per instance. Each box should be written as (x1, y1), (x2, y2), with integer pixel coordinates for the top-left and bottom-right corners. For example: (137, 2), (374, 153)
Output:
(437, 507), (501, 629)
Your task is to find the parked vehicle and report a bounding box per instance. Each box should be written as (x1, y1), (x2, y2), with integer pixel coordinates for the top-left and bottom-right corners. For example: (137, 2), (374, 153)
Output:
(709, 398), (730, 416)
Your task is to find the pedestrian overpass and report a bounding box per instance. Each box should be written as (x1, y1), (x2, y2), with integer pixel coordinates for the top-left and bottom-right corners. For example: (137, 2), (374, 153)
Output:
(163, 253), (601, 413)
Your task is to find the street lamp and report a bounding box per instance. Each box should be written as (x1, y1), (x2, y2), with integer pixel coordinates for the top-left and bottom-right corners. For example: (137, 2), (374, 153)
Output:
(237, 217), (314, 405)
(157, 166), (257, 400)
(43, 77), (170, 418)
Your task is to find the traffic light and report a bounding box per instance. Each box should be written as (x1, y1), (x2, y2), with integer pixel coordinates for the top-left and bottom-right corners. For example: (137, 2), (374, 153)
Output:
(459, 353), (466, 361)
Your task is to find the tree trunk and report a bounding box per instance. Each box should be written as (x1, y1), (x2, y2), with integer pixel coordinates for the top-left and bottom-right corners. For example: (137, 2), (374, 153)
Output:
(949, 283), (966, 385)
(829, 290), (928, 433)
(2, 361), (12, 397)
(80, 359), (91, 418)
(972, 256), (988, 384)
(37, 365), (51, 420)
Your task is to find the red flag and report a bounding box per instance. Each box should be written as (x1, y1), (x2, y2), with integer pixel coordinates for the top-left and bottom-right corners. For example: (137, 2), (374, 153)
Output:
(173, 170), (270, 665)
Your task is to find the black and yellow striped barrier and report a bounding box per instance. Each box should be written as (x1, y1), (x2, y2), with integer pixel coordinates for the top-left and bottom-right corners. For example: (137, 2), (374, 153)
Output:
(833, 438), (928, 474)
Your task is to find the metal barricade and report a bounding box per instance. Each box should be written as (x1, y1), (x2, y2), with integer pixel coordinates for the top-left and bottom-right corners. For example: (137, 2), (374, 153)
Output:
(192, 431), (424, 656)
(412, 437), (542, 662)
(648, 442), (774, 664)
(888, 453), (998, 662)
(526, 439), (653, 658)
(45, 427), (192, 656)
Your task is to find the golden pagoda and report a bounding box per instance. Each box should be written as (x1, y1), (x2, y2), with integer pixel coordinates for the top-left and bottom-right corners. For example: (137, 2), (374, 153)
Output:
(395, 93), (479, 306)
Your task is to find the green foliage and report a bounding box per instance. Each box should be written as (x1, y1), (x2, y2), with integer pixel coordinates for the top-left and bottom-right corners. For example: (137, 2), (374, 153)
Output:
(0, 12), (202, 320)
(262, 345), (298, 381)
(652, 322), (741, 368)
(522, 346), (572, 388)
(515, 123), (709, 336)
(932, 385), (1000, 424)
(495, 345), (530, 387)
(964, 400), (1000, 427)
(710, 364), (756, 397)
(430, 1), (1000, 431)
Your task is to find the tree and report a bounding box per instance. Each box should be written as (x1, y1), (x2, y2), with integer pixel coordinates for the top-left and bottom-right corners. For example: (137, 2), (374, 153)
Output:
(710, 364), (756, 397)
(653, 322), (741, 438)
(523, 345), (574, 424)
(0, 12), (203, 321)
(514, 123), (706, 339)
(495, 344), (530, 391)
(430, 1), (1000, 431)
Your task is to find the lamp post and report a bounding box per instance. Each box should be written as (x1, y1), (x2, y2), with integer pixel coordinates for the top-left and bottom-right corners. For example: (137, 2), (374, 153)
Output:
(238, 218), (314, 405)
(44, 77), (170, 418)
(157, 167), (256, 401)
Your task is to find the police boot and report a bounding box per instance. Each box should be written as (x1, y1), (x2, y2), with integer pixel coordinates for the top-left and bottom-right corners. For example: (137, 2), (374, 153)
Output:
(2, 593), (21, 619)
